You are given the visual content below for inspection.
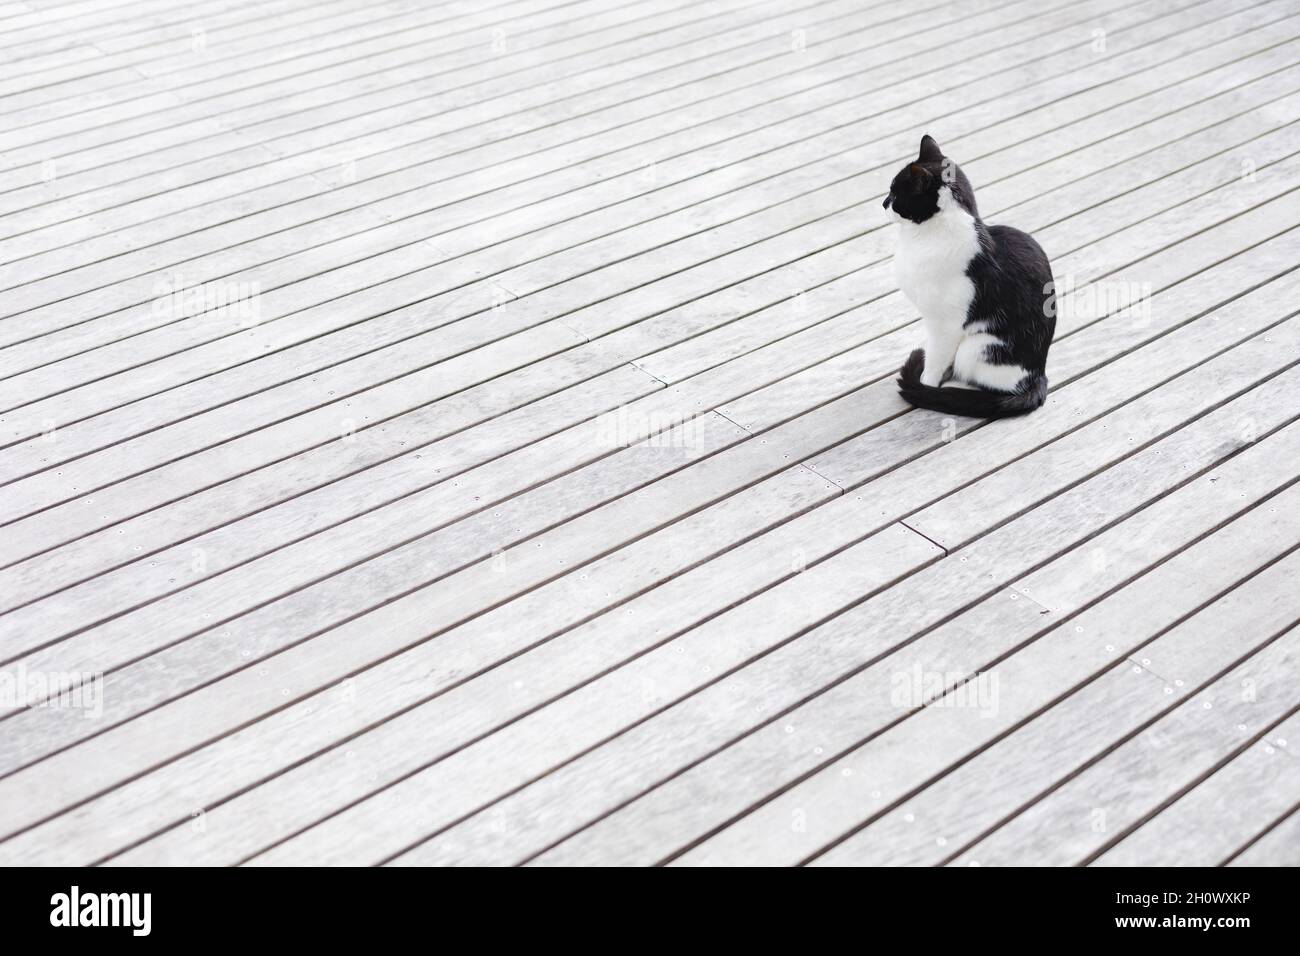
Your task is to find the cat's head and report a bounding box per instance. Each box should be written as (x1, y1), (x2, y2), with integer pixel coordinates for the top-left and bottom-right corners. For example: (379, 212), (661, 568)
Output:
(883, 135), (978, 223)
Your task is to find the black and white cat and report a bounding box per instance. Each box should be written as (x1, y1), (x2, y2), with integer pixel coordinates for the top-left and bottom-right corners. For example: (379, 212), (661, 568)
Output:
(885, 135), (1055, 417)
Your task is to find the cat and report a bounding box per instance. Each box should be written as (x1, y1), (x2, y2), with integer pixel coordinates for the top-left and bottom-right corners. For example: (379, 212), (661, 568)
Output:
(885, 134), (1056, 418)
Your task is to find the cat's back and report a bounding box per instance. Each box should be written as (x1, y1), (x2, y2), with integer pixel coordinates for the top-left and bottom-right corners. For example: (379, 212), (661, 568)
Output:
(984, 223), (1053, 285)
(968, 223), (1057, 348)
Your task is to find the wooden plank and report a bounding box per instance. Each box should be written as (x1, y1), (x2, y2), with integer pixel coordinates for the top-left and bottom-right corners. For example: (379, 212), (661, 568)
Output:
(0, 0), (1128, 382)
(7, 188), (1294, 722)
(30, 0), (1289, 387)
(86, 0), (382, 57)
(0, 0), (1237, 358)
(1093, 712), (1300, 865)
(0, 0), (659, 135)
(9, 270), (1298, 865)
(0, 0), (787, 219)
(0, 524), (939, 863)
(0, 0), (850, 260)
(17, 55), (1279, 515)
(10, 463), (845, 864)
(0, 0), (1027, 323)
(905, 267), (1300, 549)
(0, 247), (1284, 816)
(0, 0), (585, 132)
(0, 244), (874, 583)
(4, 353), (893, 684)
(0, 0), (404, 100)
(3, 209), (1296, 802)
(0, 191), (875, 516)
(0, 0), (1072, 255)
(454, 340), (1300, 867)
(20, 104), (1289, 590)
(0, 143), (889, 431)
(5, 82), (1294, 580)
(651, 436), (1299, 871)
(808, 548), (1300, 866)
(1, 0), (1297, 871)
(0, 0), (858, 212)
(256, 371), (1300, 858)
(0, 0), (228, 58)
(381, 396), (1300, 868)
(0, 376), (916, 836)
(945, 633), (1300, 867)
(0, 0), (786, 238)
(1227, 804), (1300, 865)
(0, 228), (875, 566)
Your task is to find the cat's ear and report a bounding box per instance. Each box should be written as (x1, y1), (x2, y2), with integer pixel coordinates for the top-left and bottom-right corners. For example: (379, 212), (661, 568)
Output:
(907, 163), (931, 184)
(918, 134), (943, 163)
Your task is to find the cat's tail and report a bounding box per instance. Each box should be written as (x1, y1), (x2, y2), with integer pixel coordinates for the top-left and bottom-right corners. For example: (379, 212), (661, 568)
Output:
(896, 348), (1047, 419)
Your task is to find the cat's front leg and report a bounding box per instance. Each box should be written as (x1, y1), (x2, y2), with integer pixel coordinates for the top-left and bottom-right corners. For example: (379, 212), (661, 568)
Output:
(920, 325), (963, 387)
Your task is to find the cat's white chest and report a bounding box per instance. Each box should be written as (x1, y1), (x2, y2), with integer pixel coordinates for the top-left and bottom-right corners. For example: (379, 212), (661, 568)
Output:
(892, 203), (980, 330)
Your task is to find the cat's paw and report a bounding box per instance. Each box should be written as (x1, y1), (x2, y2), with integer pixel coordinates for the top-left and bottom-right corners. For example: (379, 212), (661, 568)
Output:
(897, 348), (925, 388)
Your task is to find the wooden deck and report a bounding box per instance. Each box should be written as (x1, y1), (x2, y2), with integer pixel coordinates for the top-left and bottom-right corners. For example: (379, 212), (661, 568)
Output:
(0, 0), (1298, 867)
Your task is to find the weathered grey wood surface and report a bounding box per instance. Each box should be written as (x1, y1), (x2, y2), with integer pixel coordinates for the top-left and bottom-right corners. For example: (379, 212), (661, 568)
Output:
(1, 0), (1297, 866)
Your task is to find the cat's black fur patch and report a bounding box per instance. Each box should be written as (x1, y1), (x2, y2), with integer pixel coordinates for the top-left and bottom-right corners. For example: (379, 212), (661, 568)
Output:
(889, 134), (1055, 418)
